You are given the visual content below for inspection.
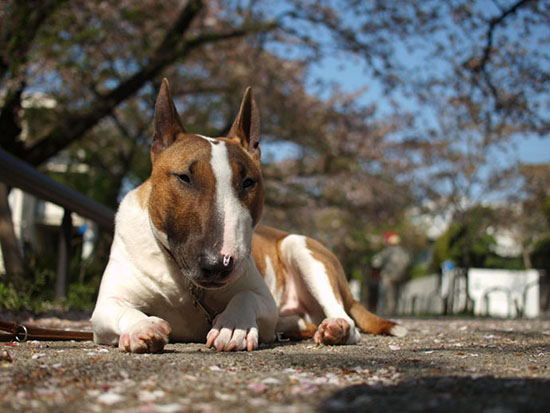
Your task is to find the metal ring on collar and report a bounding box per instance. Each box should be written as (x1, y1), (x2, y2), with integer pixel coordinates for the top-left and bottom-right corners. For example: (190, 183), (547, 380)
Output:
(15, 325), (28, 342)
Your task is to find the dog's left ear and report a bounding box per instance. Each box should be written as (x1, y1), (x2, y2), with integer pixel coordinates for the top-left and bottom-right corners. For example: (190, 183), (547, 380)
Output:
(228, 87), (261, 160)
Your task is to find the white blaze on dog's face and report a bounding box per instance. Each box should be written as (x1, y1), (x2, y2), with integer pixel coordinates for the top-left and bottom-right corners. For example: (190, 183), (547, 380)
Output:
(147, 79), (263, 289)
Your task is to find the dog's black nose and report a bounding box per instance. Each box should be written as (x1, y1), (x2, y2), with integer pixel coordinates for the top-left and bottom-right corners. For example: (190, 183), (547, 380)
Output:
(199, 253), (233, 279)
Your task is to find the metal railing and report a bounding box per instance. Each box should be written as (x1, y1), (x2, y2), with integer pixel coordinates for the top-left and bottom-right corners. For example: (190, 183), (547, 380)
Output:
(0, 148), (115, 298)
(0, 149), (114, 229)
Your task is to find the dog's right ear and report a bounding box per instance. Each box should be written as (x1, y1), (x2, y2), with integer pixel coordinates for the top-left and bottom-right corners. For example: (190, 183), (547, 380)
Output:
(151, 78), (186, 161)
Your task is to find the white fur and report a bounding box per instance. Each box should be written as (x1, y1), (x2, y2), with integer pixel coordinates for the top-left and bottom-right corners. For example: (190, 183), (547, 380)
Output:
(197, 134), (254, 261)
(279, 235), (362, 344)
(263, 256), (282, 306)
(91, 145), (277, 351)
(92, 188), (208, 345)
(207, 139), (253, 259)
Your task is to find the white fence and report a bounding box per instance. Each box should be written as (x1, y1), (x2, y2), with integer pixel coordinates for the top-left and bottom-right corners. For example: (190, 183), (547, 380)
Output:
(398, 274), (444, 315)
(467, 269), (539, 318)
(399, 268), (541, 318)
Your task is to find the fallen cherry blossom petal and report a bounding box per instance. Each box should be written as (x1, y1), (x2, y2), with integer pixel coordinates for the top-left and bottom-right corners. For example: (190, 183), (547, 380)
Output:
(261, 377), (281, 384)
(153, 403), (183, 413)
(138, 390), (166, 402)
(97, 392), (124, 405)
(248, 382), (268, 393)
(214, 391), (237, 401)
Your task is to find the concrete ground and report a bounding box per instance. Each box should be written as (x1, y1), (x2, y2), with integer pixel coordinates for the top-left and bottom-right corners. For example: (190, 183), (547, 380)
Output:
(1, 317), (549, 412)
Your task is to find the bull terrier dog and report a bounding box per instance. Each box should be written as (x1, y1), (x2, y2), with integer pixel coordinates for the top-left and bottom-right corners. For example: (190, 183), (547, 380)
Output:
(91, 78), (406, 353)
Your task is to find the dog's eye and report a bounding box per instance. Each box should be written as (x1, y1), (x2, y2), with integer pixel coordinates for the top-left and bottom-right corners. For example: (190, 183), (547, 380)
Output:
(242, 177), (256, 190)
(175, 174), (191, 185)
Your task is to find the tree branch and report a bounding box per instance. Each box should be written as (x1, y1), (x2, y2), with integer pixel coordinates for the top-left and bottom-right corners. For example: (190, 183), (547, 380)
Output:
(0, 81), (25, 153)
(16, 0), (204, 165)
(0, 0), (68, 82)
(475, 0), (533, 73)
(21, 3), (277, 165)
(0, 0), (68, 156)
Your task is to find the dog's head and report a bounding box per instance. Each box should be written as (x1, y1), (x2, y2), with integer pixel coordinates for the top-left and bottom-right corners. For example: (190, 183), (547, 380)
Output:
(148, 78), (264, 289)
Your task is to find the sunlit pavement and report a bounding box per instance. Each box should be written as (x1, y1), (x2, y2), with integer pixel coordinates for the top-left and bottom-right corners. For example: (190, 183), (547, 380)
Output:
(1, 317), (549, 412)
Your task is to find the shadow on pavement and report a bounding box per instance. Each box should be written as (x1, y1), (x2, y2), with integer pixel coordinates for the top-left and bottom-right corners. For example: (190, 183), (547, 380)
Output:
(320, 376), (550, 413)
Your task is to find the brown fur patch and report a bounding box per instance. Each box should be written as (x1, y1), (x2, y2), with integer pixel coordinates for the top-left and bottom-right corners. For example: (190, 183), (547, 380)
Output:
(148, 133), (216, 239)
(136, 179), (152, 209)
(252, 226), (289, 294)
(223, 139), (264, 227)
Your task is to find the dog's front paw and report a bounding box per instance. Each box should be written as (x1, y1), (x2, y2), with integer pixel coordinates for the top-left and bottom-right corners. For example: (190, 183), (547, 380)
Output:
(119, 317), (171, 353)
(206, 316), (259, 351)
(314, 318), (351, 345)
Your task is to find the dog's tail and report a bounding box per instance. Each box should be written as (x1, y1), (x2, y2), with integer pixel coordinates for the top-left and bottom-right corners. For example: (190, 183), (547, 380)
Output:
(348, 300), (407, 337)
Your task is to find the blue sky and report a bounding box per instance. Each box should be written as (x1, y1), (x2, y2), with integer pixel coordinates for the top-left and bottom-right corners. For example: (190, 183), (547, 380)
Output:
(306, 52), (550, 167)
(262, 53), (550, 179)
(262, 0), (550, 170)
(300, 29), (550, 172)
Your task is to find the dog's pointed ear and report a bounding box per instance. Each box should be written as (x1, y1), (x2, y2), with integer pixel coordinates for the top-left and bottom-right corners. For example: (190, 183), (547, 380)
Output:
(228, 87), (261, 160)
(151, 78), (185, 160)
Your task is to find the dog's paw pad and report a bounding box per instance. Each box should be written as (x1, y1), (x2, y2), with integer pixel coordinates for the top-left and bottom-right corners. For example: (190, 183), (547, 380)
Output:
(314, 318), (351, 345)
(119, 317), (171, 353)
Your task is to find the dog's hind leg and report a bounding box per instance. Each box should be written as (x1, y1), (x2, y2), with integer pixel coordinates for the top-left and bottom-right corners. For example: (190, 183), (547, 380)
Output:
(279, 234), (406, 344)
(279, 234), (363, 344)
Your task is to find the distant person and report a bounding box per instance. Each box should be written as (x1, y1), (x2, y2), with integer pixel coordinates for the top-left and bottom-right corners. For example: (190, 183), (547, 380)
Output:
(372, 232), (410, 316)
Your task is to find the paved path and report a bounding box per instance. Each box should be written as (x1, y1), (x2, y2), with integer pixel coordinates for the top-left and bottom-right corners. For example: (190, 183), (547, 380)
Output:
(1, 317), (549, 412)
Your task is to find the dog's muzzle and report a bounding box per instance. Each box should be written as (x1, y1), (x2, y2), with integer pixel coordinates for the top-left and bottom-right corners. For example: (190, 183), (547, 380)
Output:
(196, 252), (234, 288)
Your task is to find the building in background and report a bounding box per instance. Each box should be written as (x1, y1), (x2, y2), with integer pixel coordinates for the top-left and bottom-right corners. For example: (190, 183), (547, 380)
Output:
(0, 187), (97, 275)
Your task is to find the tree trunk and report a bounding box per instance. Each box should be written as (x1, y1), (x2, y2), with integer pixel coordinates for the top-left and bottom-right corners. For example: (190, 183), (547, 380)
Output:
(520, 239), (532, 269)
(0, 183), (24, 282)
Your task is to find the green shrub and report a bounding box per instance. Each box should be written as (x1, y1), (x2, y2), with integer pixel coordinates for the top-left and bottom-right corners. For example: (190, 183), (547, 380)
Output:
(531, 236), (550, 273)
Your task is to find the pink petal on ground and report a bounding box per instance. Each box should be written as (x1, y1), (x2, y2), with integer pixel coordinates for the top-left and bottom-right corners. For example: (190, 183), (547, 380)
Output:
(248, 382), (268, 393)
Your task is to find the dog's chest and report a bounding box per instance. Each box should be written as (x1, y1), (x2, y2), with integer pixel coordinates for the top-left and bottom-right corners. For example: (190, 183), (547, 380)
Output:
(150, 293), (213, 341)
(112, 189), (208, 336)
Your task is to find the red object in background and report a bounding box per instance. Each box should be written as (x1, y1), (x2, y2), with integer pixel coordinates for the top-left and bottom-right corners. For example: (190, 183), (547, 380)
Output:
(384, 231), (397, 244)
